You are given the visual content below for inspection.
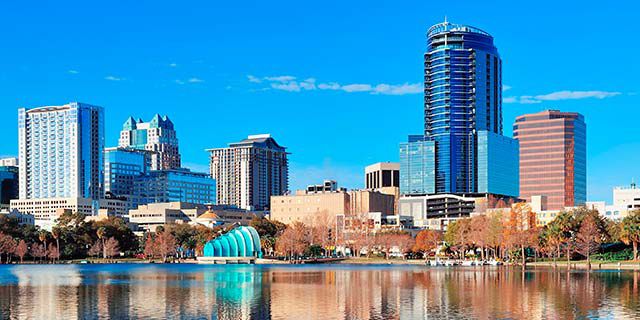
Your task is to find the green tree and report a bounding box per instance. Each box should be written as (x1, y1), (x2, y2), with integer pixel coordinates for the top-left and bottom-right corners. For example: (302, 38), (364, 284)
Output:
(619, 211), (640, 260)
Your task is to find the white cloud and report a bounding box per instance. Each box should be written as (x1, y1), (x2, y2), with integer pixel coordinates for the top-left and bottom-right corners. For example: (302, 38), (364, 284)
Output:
(534, 90), (621, 101)
(504, 90), (621, 104)
(299, 78), (316, 90)
(175, 80), (185, 85)
(68, 70), (79, 74)
(318, 82), (341, 90)
(104, 75), (123, 81)
(169, 63), (177, 67)
(248, 74), (422, 96)
(270, 81), (300, 92)
(187, 77), (204, 83)
(341, 84), (372, 92)
(373, 83), (422, 95)
(247, 75), (262, 83)
(503, 96), (517, 103)
(265, 75), (296, 82)
(503, 85), (512, 91)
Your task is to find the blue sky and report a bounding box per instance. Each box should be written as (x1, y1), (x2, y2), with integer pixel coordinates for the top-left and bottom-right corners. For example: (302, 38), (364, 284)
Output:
(0, 1), (638, 202)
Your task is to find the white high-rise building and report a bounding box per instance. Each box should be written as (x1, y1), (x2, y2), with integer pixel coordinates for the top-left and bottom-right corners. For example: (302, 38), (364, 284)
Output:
(207, 134), (288, 211)
(17, 103), (104, 200)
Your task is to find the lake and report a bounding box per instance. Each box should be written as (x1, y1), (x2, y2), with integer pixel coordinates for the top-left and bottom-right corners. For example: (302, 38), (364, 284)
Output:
(0, 263), (638, 319)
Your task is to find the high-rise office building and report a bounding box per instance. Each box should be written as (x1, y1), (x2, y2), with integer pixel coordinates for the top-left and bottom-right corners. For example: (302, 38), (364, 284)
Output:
(208, 134), (288, 211)
(424, 21), (517, 195)
(513, 110), (586, 210)
(399, 135), (436, 195)
(118, 114), (181, 170)
(104, 147), (153, 200)
(17, 103), (104, 200)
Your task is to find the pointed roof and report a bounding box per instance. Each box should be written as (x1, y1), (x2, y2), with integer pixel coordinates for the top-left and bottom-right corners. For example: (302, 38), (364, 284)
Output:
(123, 116), (137, 130)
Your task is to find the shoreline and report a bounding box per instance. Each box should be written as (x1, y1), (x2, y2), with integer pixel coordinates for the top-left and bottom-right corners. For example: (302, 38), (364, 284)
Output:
(5, 258), (640, 270)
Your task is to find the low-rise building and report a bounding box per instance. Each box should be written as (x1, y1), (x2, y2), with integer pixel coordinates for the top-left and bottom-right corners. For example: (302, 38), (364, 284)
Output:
(9, 197), (129, 222)
(0, 209), (34, 225)
(270, 185), (395, 226)
(399, 193), (519, 230)
(129, 202), (262, 232)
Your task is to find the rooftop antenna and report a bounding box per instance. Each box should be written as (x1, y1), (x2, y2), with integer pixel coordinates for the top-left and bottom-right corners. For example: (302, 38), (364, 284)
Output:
(444, 15), (448, 24)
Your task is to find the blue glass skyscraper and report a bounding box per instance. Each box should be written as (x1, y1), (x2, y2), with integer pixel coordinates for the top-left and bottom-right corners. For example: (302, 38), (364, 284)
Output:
(424, 21), (515, 196)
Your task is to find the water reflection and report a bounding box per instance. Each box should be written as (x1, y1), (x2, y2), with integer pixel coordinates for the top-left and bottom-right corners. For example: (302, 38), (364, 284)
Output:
(0, 264), (638, 319)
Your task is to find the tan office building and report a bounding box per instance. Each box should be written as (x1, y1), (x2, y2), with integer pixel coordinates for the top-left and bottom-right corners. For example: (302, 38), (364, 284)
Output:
(270, 189), (394, 225)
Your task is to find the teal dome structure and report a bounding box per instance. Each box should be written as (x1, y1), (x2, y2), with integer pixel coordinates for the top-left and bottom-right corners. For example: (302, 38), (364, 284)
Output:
(203, 226), (262, 258)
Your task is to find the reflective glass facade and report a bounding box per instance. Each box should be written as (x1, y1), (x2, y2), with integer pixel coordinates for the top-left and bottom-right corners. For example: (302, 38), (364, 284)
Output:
(0, 166), (18, 205)
(18, 103), (104, 200)
(477, 131), (519, 197)
(104, 147), (151, 200)
(133, 169), (216, 207)
(399, 135), (436, 195)
(424, 21), (502, 193)
(513, 110), (586, 210)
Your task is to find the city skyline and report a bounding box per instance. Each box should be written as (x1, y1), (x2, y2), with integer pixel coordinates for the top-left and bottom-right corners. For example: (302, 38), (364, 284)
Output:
(0, 1), (638, 202)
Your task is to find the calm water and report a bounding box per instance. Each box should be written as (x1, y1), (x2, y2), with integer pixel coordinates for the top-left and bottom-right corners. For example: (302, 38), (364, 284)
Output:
(0, 264), (639, 319)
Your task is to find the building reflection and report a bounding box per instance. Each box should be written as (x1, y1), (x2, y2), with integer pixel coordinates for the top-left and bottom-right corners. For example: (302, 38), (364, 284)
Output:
(0, 265), (639, 319)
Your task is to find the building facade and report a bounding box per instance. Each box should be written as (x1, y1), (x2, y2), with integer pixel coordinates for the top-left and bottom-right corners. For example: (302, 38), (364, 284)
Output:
(476, 130), (519, 196)
(118, 115), (181, 170)
(424, 21), (507, 194)
(513, 110), (586, 210)
(208, 134), (288, 211)
(18, 103), (104, 200)
(104, 147), (153, 200)
(399, 135), (436, 195)
(129, 202), (261, 232)
(365, 162), (399, 189)
(0, 165), (18, 209)
(613, 182), (640, 210)
(399, 193), (518, 230)
(270, 188), (394, 225)
(132, 169), (216, 207)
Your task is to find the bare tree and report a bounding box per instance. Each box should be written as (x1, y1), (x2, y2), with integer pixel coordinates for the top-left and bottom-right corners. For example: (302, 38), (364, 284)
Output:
(88, 240), (103, 259)
(0, 233), (17, 264)
(576, 215), (602, 271)
(156, 231), (177, 263)
(16, 240), (28, 263)
(30, 243), (47, 263)
(48, 245), (60, 262)
(103, 237), (120, 260)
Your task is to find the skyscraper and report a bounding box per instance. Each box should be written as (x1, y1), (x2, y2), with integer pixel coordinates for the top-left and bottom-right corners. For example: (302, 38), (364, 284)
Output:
(17, 102), (104, 200)
(207, 134), (288, 211)
(399, 135), (436, 195)
(513, 110), (586, 210)
(118, 114), (181, 170)
(422, 20), (517, 197)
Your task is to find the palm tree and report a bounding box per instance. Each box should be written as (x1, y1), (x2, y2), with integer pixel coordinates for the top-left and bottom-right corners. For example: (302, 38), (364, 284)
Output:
(552, 211), (575, 268)
(38, 230), (48, 263)
(96, 227), (107, 259)
(620, 211), (640, 261)
(51, 227), (62, 262)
